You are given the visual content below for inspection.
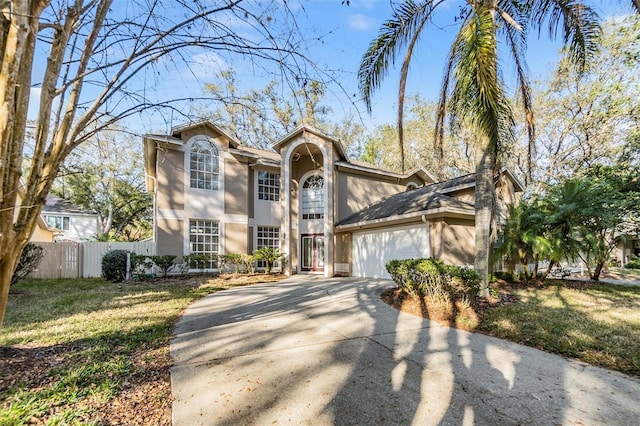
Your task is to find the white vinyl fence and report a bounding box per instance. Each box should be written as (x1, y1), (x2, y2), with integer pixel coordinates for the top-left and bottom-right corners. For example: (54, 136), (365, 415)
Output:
(82, 242), (156, 278)
(29, 242), (156, 279)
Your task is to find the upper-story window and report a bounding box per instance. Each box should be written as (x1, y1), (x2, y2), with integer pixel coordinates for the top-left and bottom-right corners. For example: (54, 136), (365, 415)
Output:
(406, 182), (419, 191)
(258, 171), (280, 201)
(44, 215), (70, 230)
(302, 174), (324, 219)
(190, 140), (219, 190)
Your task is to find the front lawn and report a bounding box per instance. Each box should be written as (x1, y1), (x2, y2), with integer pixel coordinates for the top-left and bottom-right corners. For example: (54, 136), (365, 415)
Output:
(384, 279), (640, 377)
(477, 281), (640, 377)
(0, 274), (283, 425)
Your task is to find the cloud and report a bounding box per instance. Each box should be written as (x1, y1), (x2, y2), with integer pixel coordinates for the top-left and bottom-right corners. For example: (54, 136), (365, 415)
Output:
(186, 52), (230, 79)
(348, 13), (376, 31)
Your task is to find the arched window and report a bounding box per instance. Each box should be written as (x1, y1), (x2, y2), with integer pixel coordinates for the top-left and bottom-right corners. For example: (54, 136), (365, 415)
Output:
(406, 182), (419, 191)
(190, 140), (219, 190)
(302, 174), (324, 219)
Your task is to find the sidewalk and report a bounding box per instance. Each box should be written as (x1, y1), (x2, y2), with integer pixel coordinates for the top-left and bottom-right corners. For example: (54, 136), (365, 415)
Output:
(171, 276), (640, 425)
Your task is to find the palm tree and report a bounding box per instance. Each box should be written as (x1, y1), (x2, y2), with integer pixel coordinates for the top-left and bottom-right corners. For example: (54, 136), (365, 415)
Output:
(358, 0), (607, 296)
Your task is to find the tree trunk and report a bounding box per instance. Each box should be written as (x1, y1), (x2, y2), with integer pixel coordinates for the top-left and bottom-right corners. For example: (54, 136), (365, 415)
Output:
(475, 137), (496, 297)
(0, 237), (30, 327)
(592, 261), (604, 281)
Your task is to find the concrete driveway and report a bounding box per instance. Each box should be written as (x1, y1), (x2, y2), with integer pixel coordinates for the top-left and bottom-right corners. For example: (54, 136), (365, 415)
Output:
(171, 276), (640, 425)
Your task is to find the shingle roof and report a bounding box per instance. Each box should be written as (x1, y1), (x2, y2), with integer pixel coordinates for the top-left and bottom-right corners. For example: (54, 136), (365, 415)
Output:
(336, 184), (475, 228)
(42, 195), (96, 215)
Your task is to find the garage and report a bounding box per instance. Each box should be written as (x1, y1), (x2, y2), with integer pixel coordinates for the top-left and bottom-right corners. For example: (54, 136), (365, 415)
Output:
(352, 224), (430, 279)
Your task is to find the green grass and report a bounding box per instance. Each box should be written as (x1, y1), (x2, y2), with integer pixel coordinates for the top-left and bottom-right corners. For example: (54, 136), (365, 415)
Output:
(477, 281), (640, 377)
(0, 275), (275, 425)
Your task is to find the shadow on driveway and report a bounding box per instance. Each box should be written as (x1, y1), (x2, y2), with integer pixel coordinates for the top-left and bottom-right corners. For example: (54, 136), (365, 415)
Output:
(171, 276), (640, 425)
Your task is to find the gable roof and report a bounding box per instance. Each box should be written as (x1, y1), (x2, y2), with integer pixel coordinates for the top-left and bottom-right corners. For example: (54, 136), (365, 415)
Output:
(272, 125), (349, 160)
(336, 186), (475, 231)
(42, 195), (97, 216)
(336, 168), (524, 231)
(170, 120), (242, 148)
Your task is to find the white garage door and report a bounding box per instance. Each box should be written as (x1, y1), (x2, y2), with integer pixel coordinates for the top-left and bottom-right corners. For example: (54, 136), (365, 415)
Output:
(352, 224), (430, 279)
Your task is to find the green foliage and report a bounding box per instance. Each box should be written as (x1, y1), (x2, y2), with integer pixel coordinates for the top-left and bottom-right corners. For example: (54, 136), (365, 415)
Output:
(497, 164), (640, 281)
(10, 243), (45, 286)
(220, 253), (256, 274)
(385, 258), (481, 302)
(183, 254), (216, 273)
(53, 129), (152, 242)
(130, 254), (153, 281)
(149, 255), (177, 278)
(253, 247), (284, 274)
(626, 255), (640, 269)
(101, 250), (131, 282)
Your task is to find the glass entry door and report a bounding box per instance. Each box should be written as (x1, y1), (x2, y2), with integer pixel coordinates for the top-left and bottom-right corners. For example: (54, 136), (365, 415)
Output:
(301, 234), (325, 272)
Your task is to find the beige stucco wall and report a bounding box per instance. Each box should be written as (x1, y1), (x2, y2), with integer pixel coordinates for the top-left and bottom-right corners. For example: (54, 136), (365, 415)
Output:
(156, 148), (184, 211)
(448, 187), (474, 204)
(179, 126), (231, 150)
(157, 218), (184, 257)
(30, 224), (55, 242)
(336, 172), (405, 221)
(430, 218), (475, 266)
(224, 158), (249, 215)
(225, 222), (248, 254)
(334, 233), (352, 276)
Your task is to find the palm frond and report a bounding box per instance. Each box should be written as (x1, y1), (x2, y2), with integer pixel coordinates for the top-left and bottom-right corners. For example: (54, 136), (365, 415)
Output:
(448, 6), (515, 157)
(528, 0), (601, 72)
(498, 4), (535, 184)
(358, 0), (438, 112)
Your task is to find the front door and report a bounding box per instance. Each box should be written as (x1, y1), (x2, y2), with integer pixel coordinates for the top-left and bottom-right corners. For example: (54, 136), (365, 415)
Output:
(301, 234), (325, 272)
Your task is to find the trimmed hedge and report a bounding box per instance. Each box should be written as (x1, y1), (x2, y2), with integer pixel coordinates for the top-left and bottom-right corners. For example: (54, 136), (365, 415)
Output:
(386, 258), (481, 301)
(102, 249), (131, 282)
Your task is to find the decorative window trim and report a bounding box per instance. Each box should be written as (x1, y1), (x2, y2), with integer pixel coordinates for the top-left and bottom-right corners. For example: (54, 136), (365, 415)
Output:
(258, 170), (280, 201)
(302, 174), (324, 220)
(189, 139), (219, 190)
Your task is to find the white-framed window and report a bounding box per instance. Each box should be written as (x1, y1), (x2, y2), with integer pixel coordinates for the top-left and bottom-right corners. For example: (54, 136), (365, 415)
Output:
(302, 174), (324, 220)
(258, 171), (280, 201)
(44, 215), (70, 231)
(189, 219), (219, 268)
(256, 226), (280, 268)
(406, 182), (419, 191)
(190, 140), (219, 190)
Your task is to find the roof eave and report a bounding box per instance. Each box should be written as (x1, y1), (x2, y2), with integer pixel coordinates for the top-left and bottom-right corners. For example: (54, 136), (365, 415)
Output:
(335, 207), (475, 232)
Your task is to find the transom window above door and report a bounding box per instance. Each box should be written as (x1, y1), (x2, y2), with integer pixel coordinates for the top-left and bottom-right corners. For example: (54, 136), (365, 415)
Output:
(190, 140), (219, 190)
(302, 174), (324, 219)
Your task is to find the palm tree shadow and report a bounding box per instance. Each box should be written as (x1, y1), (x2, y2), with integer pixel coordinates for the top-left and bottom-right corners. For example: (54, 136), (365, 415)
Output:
(325, 282), (575, 425)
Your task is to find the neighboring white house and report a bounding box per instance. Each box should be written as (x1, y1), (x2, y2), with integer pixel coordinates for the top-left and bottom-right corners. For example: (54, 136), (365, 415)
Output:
(42, 195), (100, 242)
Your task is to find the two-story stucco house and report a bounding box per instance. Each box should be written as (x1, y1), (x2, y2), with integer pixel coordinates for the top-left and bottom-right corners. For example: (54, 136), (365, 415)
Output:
(143, 121), (522, 279)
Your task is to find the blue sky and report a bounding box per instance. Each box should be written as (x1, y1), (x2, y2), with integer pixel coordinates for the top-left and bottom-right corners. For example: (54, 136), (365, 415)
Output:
(28, 0), (634, 137)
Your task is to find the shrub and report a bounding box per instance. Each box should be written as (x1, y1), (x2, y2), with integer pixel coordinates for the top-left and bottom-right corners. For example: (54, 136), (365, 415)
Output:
(239, 254), (256, 274)
(220, 253), (242, 274)
(626, 259), (640, 269)
(492, 270), (515, 281)
(149, 255), (177, 277)
(102, 250), (131, 282)
(11, 243), (45, 286)
(187, 254), (215, 273)
(385, 258), (481, 302)
(253, 247), (284, 274)
(131, 254), (153, 280)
